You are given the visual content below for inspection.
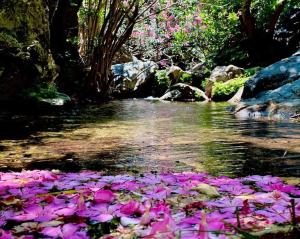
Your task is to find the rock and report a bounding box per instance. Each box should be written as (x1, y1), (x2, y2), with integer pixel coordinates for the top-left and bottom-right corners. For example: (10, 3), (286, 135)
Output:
(293, 49), (300, 56)
(0, 0), (57, 101)
(242, 53), (300, 99)
(167, 66), (184, 85)
(209, 65), (244, 83)
(242, 80), (300, 105)
(191, 62), (207, 74)
(228, 87), (244, 104)
(40, 93), (71, 107)
(225, 65), (245, 79)
(160, 83), (208, 102)
(205, 65), (244, 98)
(111, 58), (158, 97)
(235, 80), (300, 120)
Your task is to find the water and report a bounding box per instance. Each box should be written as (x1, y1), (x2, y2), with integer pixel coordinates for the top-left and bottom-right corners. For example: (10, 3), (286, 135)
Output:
(0, 99), (299, 177)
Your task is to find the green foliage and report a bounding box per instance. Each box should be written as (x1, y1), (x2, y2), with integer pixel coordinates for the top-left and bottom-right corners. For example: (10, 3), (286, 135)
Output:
(153, 70), (171, 96)
(0, 32), (22, 48)
(212, 76), (249, 101)
(201, 78), (209, 91)
(129, 0), (300, 67)
(24, 83), (60, 101)
(179, 72), (193, 84)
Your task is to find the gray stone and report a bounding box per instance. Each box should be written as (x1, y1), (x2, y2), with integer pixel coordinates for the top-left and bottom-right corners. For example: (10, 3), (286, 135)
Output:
(191, 62), (207, 74)
(111, 57), (158, 95)
(235, 80), (300, 120)
(167, 66), (184, 85)
(205, 65), (244, 98)
(40, 93), (71, 107)
(160, 83), (208, 102)
(209, 65), (244, 83)
(242, 54), (300, 99)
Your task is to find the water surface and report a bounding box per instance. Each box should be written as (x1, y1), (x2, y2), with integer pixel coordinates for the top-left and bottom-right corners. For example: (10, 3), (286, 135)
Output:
(0, 99), (299, 177)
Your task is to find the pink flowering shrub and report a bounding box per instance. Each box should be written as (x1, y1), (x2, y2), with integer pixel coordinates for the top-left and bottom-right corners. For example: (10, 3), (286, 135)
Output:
(0, 170), (299, 238)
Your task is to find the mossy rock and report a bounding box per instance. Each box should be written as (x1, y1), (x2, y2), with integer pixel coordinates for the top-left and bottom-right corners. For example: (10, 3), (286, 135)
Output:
(212, 77), (249, 101)
(0, 0), (57, 100)
(0, 0), (50, 47)
(0, 32), (22, 48)
(24, 83), (71, 107)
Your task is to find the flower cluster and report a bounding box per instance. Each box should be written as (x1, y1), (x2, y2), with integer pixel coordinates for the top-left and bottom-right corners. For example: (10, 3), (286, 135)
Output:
(0, 171), (299, 238)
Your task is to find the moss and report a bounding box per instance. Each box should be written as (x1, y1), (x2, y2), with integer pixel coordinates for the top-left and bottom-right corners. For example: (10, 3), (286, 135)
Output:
(0, 32), (22, 48)
(0, 0), (58, 100)
(0, 0), (49, 47)
(212, 77), (249, 101)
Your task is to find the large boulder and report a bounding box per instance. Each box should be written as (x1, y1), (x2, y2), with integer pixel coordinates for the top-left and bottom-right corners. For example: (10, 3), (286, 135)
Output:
(111, 58), (158, 97)
(205, 65), (244, 98)
(0, 0), (57, 101)
(234, 51), (300, 120)
(209, 65), (244, 83)
(242, 53), (300, 99)
(190, 62), (210, 88)
(160, 83), (208, 102)
(167, 66), (184, 85)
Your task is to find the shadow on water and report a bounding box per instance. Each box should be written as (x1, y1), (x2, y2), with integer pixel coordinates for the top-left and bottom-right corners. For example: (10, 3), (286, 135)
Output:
(0, 99), (299, 177)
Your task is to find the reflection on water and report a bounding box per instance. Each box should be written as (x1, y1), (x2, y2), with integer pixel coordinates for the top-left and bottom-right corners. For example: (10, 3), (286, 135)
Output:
(0, 99), (299, 177)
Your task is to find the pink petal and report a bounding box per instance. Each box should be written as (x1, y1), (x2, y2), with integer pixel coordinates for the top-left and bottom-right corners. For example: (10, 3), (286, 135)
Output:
(94, 190), (115, 204)
(62, 223), (80, 237)
(41, 227), (63, 238)
(120, 216), (140, 226)
(0, 229), (14, 239)
(93, 214), (113, 222)
(120, 200), (140, 216)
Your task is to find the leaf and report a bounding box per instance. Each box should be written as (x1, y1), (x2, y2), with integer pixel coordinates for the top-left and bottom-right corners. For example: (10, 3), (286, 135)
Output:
(39, 221), (63, 228)
(13, 222), (38, 233)
(192, 183), (220, 197)
(1, 196), (21, 206)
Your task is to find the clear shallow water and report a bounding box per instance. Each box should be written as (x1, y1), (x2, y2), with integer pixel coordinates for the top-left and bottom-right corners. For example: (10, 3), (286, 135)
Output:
(0, 99), (299, 177)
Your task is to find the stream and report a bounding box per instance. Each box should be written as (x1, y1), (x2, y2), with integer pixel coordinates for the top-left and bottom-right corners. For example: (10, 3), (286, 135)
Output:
(0, 99), (299, 177)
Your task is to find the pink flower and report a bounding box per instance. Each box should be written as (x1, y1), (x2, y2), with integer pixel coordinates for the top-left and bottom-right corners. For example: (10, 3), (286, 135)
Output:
(146, 186), (171, 200)
(120, 200), (141, 216)
(0, 229), (13, 239)
(94, 190), (115, 203)
(193, 16), (202, 25)
(147, 214), (176, 238)
(42, 223), (88, 239)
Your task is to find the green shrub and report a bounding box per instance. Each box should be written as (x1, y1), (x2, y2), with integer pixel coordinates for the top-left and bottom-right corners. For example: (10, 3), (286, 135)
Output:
(24, 83), (60, 101)
(153, 70), (171, 96)
(212, 77), (249, 101)
(179, 72), (193, 85)
(201, 78), (209, 91)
